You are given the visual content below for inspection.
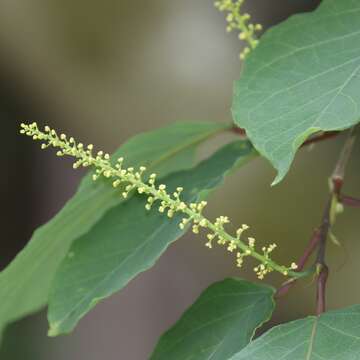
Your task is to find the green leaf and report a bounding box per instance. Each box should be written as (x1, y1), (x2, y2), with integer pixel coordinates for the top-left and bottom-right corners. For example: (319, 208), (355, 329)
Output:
(151, 278), (275, 360)
(0, 121), (226, 339)
(231, 305), (360, 360)
(47, 140), (256, 336)
(232, 0), (360, 184)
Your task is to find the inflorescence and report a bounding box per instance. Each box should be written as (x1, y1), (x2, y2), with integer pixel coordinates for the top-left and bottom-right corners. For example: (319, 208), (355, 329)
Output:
(215, 0), (262, 59)
(20, 122), (299, 280)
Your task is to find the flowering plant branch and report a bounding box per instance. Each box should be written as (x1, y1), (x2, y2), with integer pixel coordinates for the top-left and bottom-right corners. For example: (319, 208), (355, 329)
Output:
(20, 122), (304, 280)
(2, 1), (360, 356)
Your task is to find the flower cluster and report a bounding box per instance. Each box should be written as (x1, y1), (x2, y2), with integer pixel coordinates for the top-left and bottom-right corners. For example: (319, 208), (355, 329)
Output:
(214, 0), (262, 59)
(20, 122), (298, 279)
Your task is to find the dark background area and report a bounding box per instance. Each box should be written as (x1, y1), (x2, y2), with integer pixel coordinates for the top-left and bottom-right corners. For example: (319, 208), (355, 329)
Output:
(2, 1), (359, 359)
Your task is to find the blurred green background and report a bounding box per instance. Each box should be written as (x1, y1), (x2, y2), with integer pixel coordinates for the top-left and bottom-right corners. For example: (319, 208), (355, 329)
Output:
(1, 0), (359, 359)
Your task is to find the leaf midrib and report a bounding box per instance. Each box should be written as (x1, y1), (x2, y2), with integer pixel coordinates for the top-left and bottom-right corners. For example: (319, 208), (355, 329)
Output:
(305, 317), (318, 360)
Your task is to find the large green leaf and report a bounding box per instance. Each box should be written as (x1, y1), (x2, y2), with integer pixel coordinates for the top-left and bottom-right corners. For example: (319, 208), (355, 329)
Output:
(0, 121), (226, 339)
(151, 279), (275, 360)
(48, 140), (256, 336)
(231, 305), (360, 360)
(232, 0), (360, 184)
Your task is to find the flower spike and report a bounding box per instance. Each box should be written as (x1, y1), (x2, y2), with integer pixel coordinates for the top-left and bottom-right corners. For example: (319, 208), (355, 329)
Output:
(20, 122), (300, 279)
(214, 0), (262, 59)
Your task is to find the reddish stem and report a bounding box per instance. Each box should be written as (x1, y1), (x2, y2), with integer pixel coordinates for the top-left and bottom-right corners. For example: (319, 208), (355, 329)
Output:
(276, 127), (357, 314)
(275, 229), (321, 298)
(231, 126), (340, 147)
(314, 127), (357, 314)
(316, 264), (329, 315)
(341, 194), (360, 208)
(231, 126), (246, 137)
(301, 131), (340, 147)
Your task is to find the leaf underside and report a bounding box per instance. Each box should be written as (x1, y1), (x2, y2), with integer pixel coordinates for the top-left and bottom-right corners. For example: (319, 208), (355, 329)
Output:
(231, 305), (360, 360)
(47, 140), (255, 336)
(232, 0), (360, 184)
(151, 278), (275, 360)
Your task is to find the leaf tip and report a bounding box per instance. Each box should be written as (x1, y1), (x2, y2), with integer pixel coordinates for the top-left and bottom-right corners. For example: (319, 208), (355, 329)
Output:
(271, 168), (286, 186)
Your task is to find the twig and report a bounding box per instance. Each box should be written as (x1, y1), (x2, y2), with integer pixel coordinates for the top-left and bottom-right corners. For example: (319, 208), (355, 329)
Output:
(314, 197), (332, 315)
(316, 264), (329, 315)
(331, 128), (358, 195)
(341, 194), (360, 208)
(315, 127), (357, 315)
(276, 127), (357, 314)
(231, 126), (340, 147)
